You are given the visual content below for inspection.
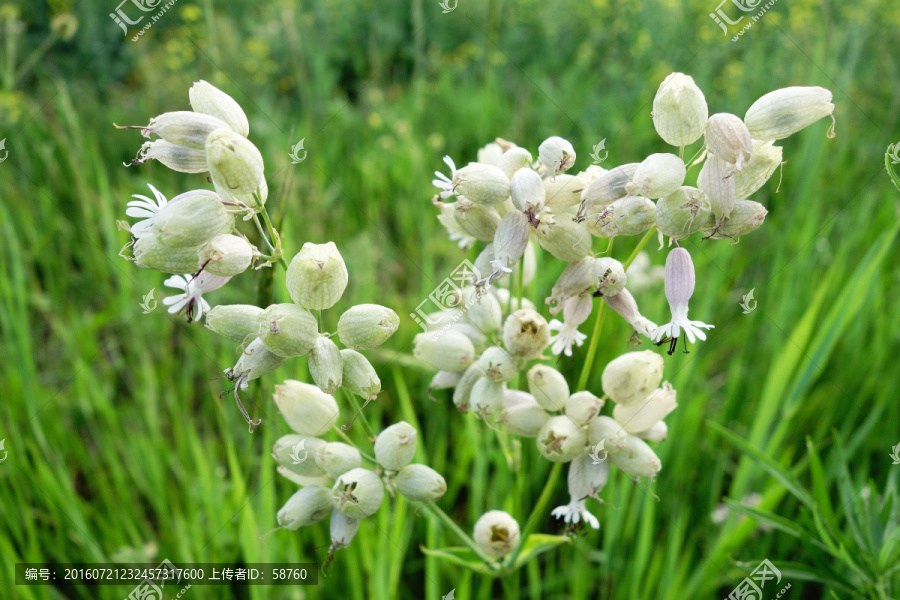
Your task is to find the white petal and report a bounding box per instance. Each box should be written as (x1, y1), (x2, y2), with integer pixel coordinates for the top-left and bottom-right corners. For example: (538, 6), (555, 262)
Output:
(163, 275), (189, 290)
(163, 295), (186, 306)
(166, 298), (189, 314)
(443, 155), (456, 172)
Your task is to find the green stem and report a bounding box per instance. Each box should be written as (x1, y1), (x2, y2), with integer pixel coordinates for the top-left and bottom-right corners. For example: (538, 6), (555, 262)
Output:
(252, 213), (276, 254)
(624, 226), (657, 270)
(503, 461), (563, 568)
(339, 389), (378, 441)
(576, 301), (605, 392)
(259, 206), (289, 269)
(424, 505), (498, 570)
(333, 426), (377, 463)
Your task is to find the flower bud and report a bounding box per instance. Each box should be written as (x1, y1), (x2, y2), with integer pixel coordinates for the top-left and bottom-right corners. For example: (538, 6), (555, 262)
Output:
(226, 337), (286, 385)
(609, 435), (661, 478)
(544, 174), (586, 209)
(492, 287), (536, 312)
(733, 140), (783, 199)
(698, 155), (736, 222)
(477, 346), (519, 383)
(131, 234), (201, 274)
(450, 323), (490, 354)
(329, 508), (360, 551)
(139, 111), (230, 150)
(206, 128), (266, 206)
(452, 362), (483, 412)
(568, 454), (611, 500)
(277, 467), (330, 488)
(461, 288), (502, 333)
(477, 142), (504, 165)
(601, 350), (664, 406)
(527, 364), (570, 411)
(579, 163), (640, 217)
(492, 210), (530, 274)
(705, 113), (753, 169)
(564, 391), (605, 426)
(340, 349), (381, 400)
(337, 304), (399, 350)
(655, 186), (711, 240)
(470, 377), (505, 419)
(587, 415), (627, 450)
(594, 257), (627, 298)
(274, 379), (339, 435)
(586, 196), (656, 238)
(272, 434), (326, 477)
(333, 468), (385, 519)
(701, 199), (767, 240)
(151, 190), (232, 248)
(537, 415), (587, 462)
(396, 464), (447, 502)
(603, 289), (657, 337)
(428, 370), (462, 393)
(131, 140), (208, 173)
(626, 153), (686, 199)
(315, 442), (362, 479)
(546, 257), (597, 313)
(453, 163), (511, 206)
(435, 201), (471, 241)
(205, 304), (264, 343)
(539, 136), (576, 175)
(613, 381), (677, 433)
(474, 510), (520, 559)
(498, 390), (550, 437)
(374, 421), (417, 471)
(189, 80), (250, 137)
(199, 234), (254, 277)
(286, 242), (348, 310)
(652, 72), (708, 146)
(744, 86), (835, 141)
(496, 146), (533, 179)
(510, 168), (545, 214)
(413, 330), (475, 372)
(634, 421), (667, 442)
(277, 486), (334, 530)
(503, 309), (551, 359)
(258, 303), (318, 358)
(308, 335), (343, 394)
(534, 216), (591, 262)
(453, 201), (502, 241)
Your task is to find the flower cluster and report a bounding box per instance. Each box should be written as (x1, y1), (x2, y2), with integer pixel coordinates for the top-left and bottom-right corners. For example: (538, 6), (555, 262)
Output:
(271, 402), (446, 564)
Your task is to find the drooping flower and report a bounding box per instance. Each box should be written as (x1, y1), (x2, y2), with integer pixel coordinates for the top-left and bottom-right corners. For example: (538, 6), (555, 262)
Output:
(162, 272), (230, 322)
(548, 294), (592, 356)
(432, 156), (457, 199)
(551, 455), (608, 530)
(125, 184), (168, 238)
(651, 247), (713, 353)
(551, 497), (600, 530)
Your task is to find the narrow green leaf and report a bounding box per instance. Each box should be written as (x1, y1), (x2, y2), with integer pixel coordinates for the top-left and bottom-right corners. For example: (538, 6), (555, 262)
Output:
(510, 534), (573, 570)
(420, 545), (497, 574)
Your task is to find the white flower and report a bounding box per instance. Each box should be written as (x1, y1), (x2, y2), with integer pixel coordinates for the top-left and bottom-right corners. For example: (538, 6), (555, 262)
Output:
(551, 498), (600, 529)
(125, 183), (168, 238)
(432, 156), (457, 199)
(651, 247), (713, 352)
(162, 272), (230, 322)
(548, 294), (592, 356)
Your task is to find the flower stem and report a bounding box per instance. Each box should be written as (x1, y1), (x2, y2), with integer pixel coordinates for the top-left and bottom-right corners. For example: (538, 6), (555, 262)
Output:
(624, 226), (657, 270)
(576, 301), (605, 392)
(259, 206), (289, 269)
(423, 504), (497, 569)
(503, 461), (563, 568)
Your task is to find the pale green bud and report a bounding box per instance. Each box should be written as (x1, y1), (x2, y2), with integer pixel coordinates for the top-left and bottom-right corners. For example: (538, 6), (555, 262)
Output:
(593, 257), (627, 298)
(286, 242), (348, 310)
(199, 234), (254, 277)
(492, 287), (536, 313)
(258, 303), (318, 358)
(534, 215), (591, 262)
(498, 390), (550, 437)
(477, 346), (519, 383)
(396, 464), (447, 502)
(655, 186), (711, 240)
(705, 113), (753, 169)
(502, 309), (550, 359)
(189, 80), (250, 137)
(453, 201), (502, 241)
(474, 510), (520, 559)
(470, 377), (505, 419)
(701, 199), (767, 240)
(586, 195), (656, 238)
(308, 335), (343, 394)
(733, 141), (783, 199)
(139, 111), (230, 150)
(272, 434), (326, 477)
(609, 435), (661, 478)
(587, 415), (628, 450)
(613, 382), (677, 433)
(374, 421), (418, 471)
(449, 323), (490, 354)
(564, 391), (605, 426)
(460, 288), (502, 333)
(205, 304), (263, 343)
(601, 350), (664, 406)
(626, 153), (686, 199)
(537, 415), (587, 463)
(337, 304), (399, 350)
(477, 142), (504, 165)
(453, 163), (511, 206)
(131, 234), (200, 274)
(546, 256), (596, 314)
(527, 364), (570, 411)
(152, 190), (232, 248)
(510, 168), (545, 215)
(744, 86), (835, 141)
(578, 163), (640, 218)
(435, 200), (471, 240)
(226, 337), (286, 385)
(332, 468), (385, 519)
(274, 379), (339, 435)
(492, 211), (530, 275)
(329, 508), (360, 550)
(428, 370), (462, 393)
(652, 72), (708, 146)
(340, 349), (381, 400)
(496, 146), (533, 179)
(698, 155), (736, 222)
(277, 486), (334, 530)
(539, 136), (576, 175)
(634, 421), (668, 442)
(130, 140), (208, 173)
(206, 128), (266, 206)
(277, 467), (331, 488)
(452, 362), (483, 412)
(544, 174), (586, 208)
(315, 442), (362, 479)
(413, 330), (475, 372)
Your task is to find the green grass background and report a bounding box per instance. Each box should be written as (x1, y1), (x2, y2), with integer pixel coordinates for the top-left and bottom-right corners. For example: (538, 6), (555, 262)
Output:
(1, 0), (899, 598)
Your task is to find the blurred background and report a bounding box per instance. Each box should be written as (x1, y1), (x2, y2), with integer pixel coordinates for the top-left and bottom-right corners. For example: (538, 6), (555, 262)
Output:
(1, 0), (899, 598)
